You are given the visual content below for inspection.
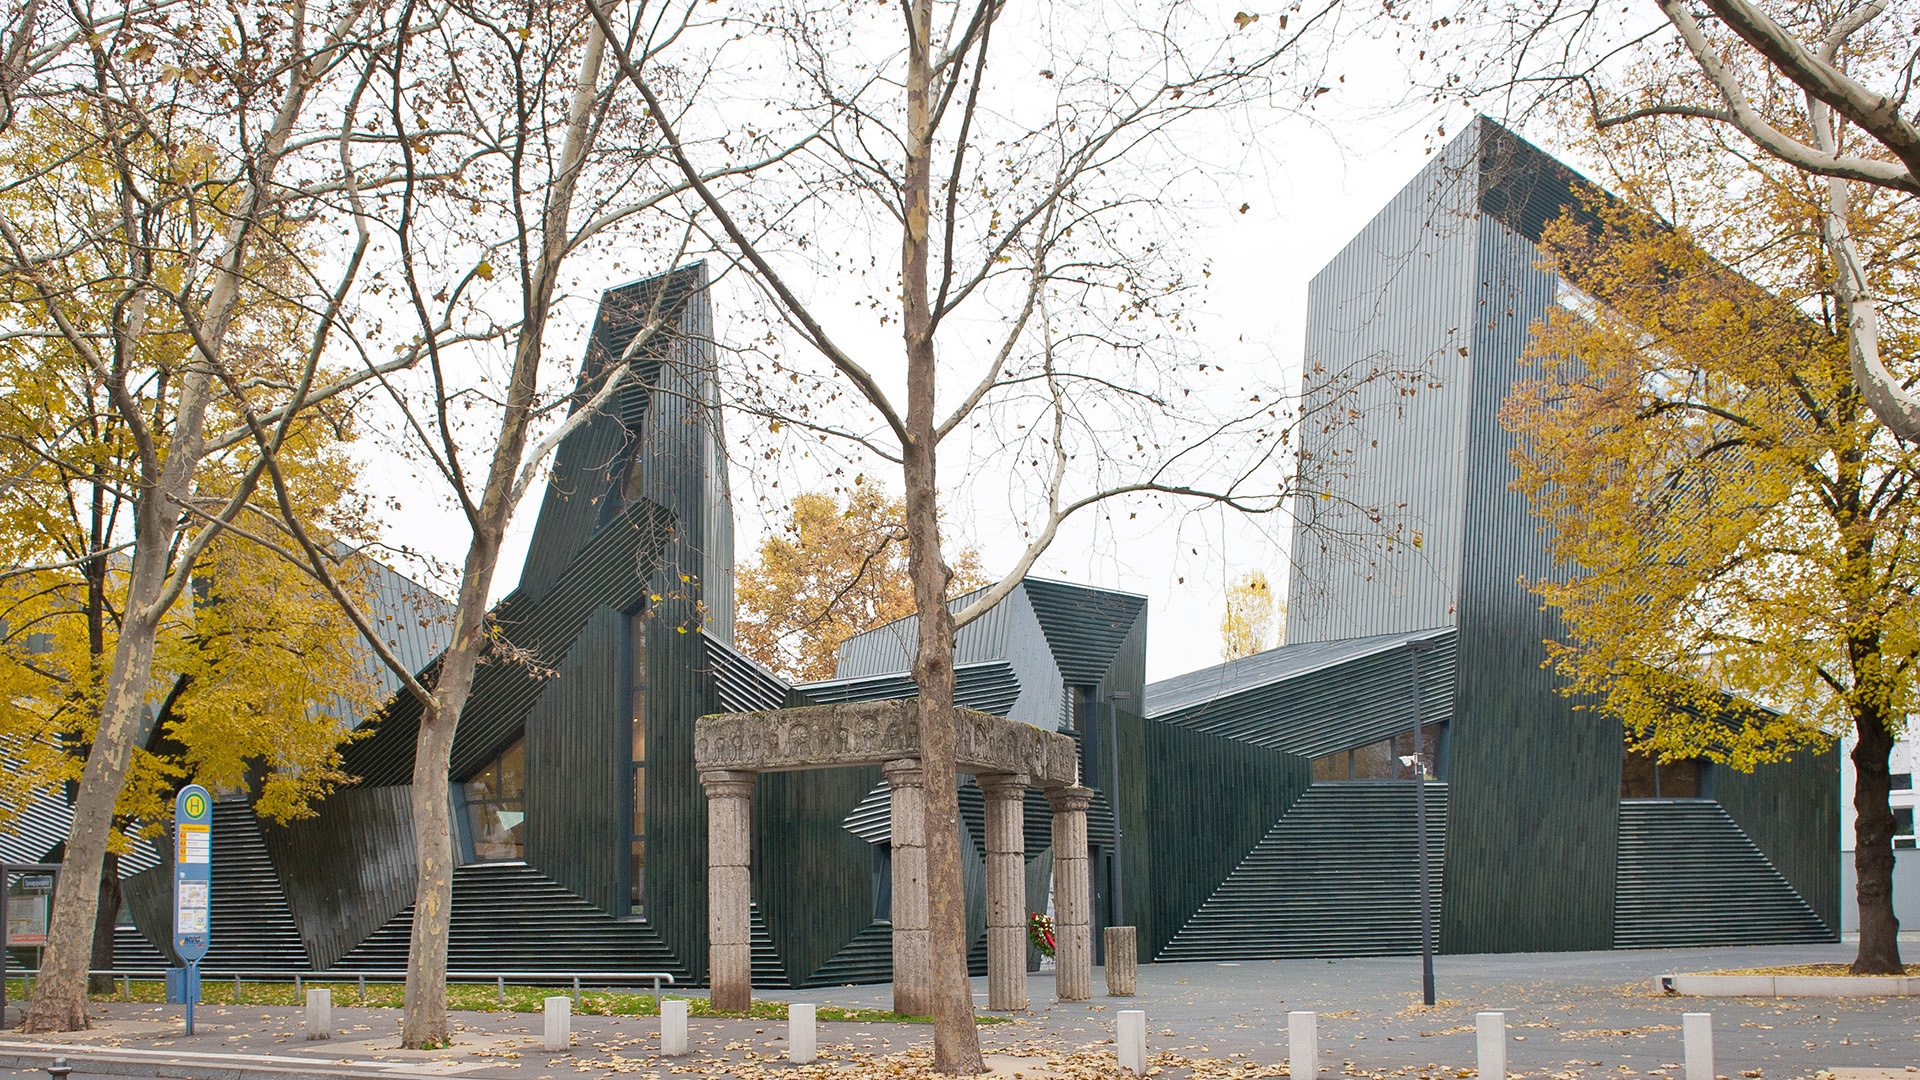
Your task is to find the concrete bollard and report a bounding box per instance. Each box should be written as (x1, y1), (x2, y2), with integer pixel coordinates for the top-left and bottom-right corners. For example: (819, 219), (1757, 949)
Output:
(543, 996), (571, 1052)
(661, 998), (689, 1056)
(1116, 1009), (1146, 1074)
(1288, 1010), (1317, 1079)
(789, 1003), (816, 1064)
(304, 988), (332, 1041)
(1105, 927), (1138, 996)
(1682, 1012), (1712, 1080)
(1476, 1011), (1505, 1079)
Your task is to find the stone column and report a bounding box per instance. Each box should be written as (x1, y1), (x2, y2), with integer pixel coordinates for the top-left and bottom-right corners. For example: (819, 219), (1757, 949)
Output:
(977, 772), (1030, 1011)
(701, 769), (755, 1012)
(1046, 785), (1094, 1002)
(883, 759), (930, 1016)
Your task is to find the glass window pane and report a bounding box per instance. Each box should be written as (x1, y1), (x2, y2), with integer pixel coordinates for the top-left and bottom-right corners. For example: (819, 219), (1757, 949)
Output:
(465, 763), (497, 802)
(630, 838), (646, 910)
(469, 803), (524, 862)
(632, 766), (646, 838)
(1352, 738), (1394, 779)
(499, 740), (526, 800)
(1658, 759), (1702, 798)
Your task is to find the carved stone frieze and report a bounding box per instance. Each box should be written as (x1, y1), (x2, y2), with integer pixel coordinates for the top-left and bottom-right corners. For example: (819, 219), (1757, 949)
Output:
(693, 699), (1078, 786)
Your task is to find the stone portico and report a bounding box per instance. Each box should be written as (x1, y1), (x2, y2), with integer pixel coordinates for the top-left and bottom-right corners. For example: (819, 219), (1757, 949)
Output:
(692, 699), (1091, 1013)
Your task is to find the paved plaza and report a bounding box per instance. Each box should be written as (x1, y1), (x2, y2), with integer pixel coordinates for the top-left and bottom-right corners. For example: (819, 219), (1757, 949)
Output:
(2, 941), (1916, 1079)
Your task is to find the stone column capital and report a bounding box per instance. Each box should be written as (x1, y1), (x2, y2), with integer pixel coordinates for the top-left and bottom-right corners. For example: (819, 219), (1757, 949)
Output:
(883, 759), (926, 787)
(700, 769), (757, 798)
(976, 772), (1030, 800)
(1045, 784), (1093, 814)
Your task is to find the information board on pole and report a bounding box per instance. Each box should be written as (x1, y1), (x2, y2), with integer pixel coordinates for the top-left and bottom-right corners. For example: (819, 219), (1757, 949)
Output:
(6, 873), (53, 946)
(173, 785), (212, 958)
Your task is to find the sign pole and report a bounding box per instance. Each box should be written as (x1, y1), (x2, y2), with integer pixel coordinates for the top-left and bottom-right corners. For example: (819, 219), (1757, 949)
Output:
(172, 785), (213, 1036)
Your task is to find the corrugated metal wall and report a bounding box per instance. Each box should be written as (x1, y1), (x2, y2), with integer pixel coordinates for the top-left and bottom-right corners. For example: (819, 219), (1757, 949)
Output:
(524, 605), (628, 914)
(1440, 204), (1620, 952)
(1717, 748), (1842, 935)
(1287, 133), (1481, 645)
(260, 785), (416, 971)
(1123, 712), (1311, 959)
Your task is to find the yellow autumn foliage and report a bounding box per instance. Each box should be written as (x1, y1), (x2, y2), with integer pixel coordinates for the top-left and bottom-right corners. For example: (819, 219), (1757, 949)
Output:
(736, 485), (988, 682)
(1504, 142), (1920, 770)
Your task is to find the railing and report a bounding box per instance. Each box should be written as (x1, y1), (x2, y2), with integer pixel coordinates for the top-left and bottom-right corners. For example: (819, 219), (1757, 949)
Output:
(4, 968), (678, 1007)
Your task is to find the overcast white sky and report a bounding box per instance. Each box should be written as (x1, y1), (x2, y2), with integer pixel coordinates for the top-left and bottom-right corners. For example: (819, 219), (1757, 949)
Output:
(355, 24), (1519, 685)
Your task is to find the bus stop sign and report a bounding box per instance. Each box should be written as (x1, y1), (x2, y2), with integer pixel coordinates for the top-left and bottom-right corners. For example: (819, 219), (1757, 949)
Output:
(172, 785), (212, 963)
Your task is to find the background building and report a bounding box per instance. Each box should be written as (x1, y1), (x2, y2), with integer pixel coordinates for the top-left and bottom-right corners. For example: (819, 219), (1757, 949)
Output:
(1839, 735), (1918, 934)
(6, 123), (1843, 981)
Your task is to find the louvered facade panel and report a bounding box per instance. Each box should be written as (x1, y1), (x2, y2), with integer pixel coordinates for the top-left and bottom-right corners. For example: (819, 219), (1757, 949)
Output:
(1286, 134), (1480, 646)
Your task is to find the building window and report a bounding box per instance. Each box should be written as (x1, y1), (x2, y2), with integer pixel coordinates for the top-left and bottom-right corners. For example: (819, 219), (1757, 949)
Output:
(1895, 807), (1915, 850)
(464, 739), (526, 861)
(872, 843), (893, 921)
(1311, 724), (1443, 782)
(1620, 748), (1706, 799)
(630, 609), (648, 913)
(1892, 773), (1913, 792)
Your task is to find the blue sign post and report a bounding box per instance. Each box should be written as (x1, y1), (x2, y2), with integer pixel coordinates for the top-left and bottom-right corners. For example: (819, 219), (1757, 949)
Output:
(172, 785), (212, 1035)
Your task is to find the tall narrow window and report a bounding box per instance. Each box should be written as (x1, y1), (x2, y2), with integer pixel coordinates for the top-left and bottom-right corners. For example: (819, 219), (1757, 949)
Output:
(464, 740), (526, 861)
(630, 610), (648, 913)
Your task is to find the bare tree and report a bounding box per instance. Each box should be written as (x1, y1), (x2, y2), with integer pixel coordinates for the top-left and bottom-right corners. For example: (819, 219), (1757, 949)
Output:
(208, 0), (805, 1046)
(586, 0), (1390, 1067)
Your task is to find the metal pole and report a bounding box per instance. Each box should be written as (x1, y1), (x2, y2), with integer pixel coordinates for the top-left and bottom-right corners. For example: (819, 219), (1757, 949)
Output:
(3, 866), (11, 1024)
(1108, 691), (1130, 927)
(186, 959), (198, 1035)
(1410, 642), (1435, 1006)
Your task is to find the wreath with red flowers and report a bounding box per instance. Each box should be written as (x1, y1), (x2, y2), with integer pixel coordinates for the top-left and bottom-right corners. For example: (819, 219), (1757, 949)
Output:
(1027, 911), (1056, 957)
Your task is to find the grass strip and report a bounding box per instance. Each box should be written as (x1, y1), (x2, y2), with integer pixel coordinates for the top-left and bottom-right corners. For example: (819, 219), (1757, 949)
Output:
(4, 978), (1006, 1023)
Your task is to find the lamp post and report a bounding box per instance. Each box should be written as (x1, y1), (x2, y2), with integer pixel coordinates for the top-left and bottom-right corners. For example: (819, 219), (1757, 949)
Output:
(1107, 690), (1131, 929)
(1406, 640), (1436, 1007)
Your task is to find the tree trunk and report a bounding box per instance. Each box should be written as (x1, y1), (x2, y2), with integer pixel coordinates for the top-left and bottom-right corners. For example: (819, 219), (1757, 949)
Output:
(24, 564), (169, 1032)
(401, 703), (461, 1047)
(1849, 711), (1903, 973)
(400, 544), (498, 1048)
(898, 0), (981, 1066)
(89, 852), (121, 996)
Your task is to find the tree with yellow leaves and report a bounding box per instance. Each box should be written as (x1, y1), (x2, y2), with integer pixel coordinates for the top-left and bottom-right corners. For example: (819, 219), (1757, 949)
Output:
(1503, 129), (1919, 973)
(737, 486), (987, 682)
(0, 22), (398, 1019)
(1220, 570), (1282, 660)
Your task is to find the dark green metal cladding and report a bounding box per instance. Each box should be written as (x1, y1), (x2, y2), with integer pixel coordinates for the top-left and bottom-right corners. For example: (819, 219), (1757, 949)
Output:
(1021, 578), (1148, 689)
(341, 500), (675, 786)
(260, 785), (417, 971)
(1146, 630), (1455, 756)
(1288, 118), (1835, 957)
(753, 766), (881, 988)
(1716, 749), (1842, 936)
(1123, 712), (1310, 960)
(1440, 171), (1619, 954)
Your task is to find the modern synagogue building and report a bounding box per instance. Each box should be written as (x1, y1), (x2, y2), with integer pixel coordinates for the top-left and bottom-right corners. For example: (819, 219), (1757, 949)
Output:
(5, 119), (1834, 985)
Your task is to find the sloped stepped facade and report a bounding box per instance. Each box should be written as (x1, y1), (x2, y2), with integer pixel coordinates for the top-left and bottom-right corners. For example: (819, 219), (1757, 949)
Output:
(1614, 801), (1832, 948)
(802, 922), (893, 988)
(329, 863), (685, 975)
(112, 923), (169, 969)
(202, 801), (310, 971)
(1159, 783), (1447, 962)
(749, 903), (785, 988)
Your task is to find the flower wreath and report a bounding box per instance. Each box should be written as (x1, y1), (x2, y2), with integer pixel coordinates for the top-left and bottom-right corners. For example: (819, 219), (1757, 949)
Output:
(1027, 911), (1057, 957)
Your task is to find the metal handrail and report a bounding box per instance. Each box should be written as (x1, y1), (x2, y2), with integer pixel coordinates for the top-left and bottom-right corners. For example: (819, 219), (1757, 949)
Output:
(3, 967), (678, 1007)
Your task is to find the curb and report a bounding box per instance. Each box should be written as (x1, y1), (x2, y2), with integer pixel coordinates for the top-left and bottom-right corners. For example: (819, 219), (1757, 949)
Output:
(1657, 973), (1919, 997)
(0, 1042), (458, 1080)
